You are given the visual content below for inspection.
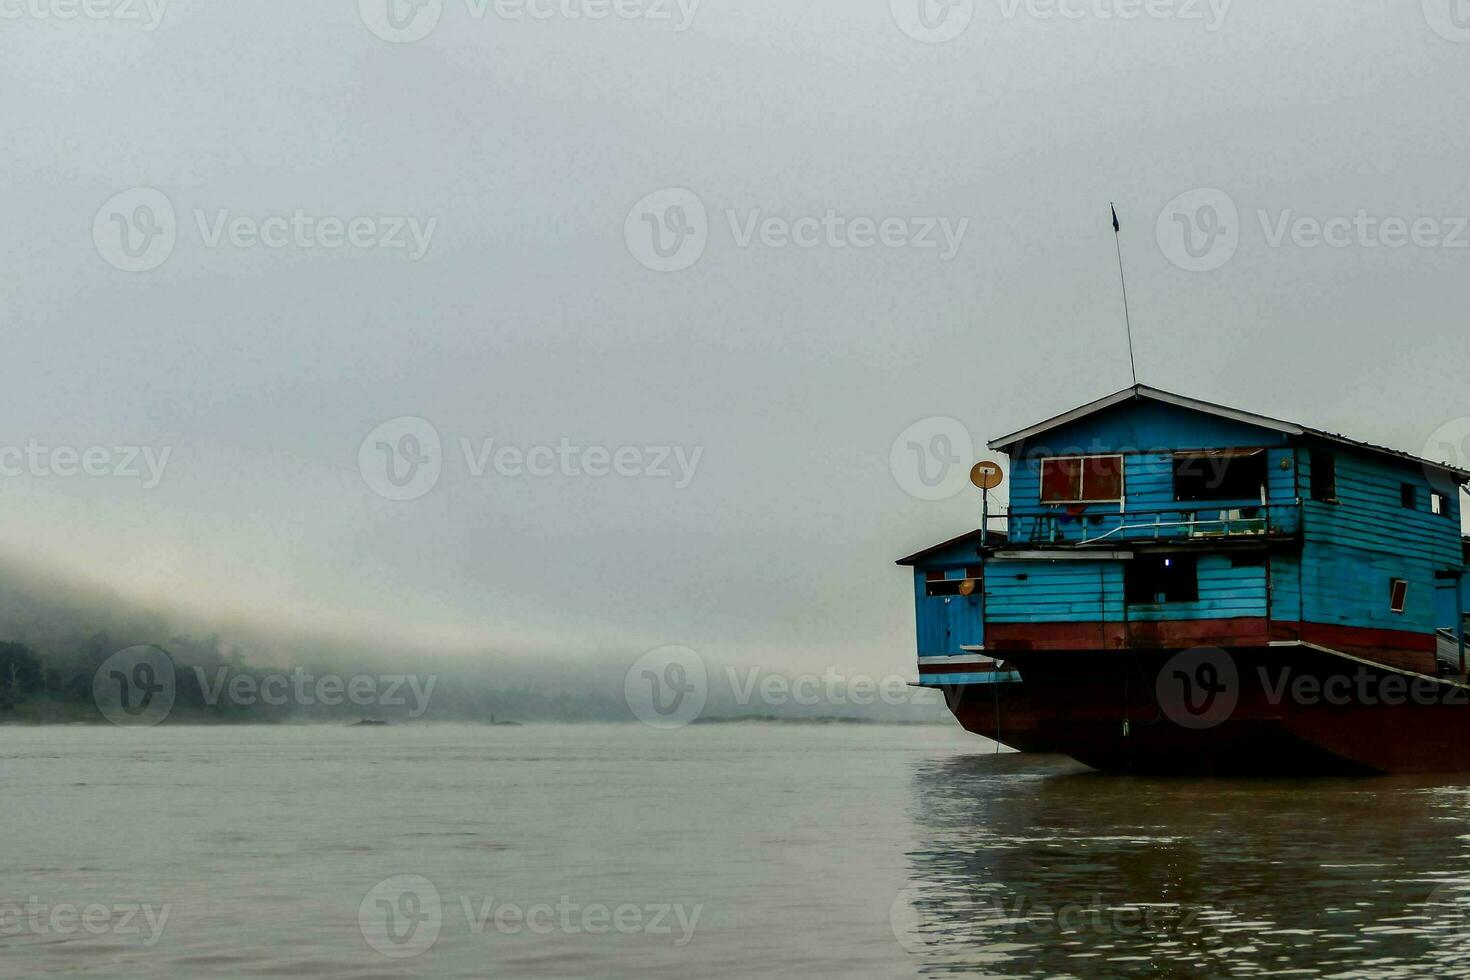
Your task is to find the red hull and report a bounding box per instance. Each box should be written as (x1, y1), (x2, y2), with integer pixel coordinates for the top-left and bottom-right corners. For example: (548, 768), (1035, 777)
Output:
(940, 680), (1057, 754)
(953, 647), (1470, 776)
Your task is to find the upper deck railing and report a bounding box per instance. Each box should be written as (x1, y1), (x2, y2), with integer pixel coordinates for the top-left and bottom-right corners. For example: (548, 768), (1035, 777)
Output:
(991, 502), (1301, 548)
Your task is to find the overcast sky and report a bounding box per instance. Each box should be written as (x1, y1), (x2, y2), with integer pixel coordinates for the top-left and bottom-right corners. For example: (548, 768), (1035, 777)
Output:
(2, 0), (1469, 676)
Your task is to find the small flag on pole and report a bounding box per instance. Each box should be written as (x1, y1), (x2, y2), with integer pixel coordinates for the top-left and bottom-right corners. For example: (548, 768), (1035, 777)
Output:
(1111, 204), (1121, 234)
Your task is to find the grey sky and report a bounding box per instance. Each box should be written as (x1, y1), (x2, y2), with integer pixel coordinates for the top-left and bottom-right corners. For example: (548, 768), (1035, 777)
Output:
(2, 0), (1468, 676)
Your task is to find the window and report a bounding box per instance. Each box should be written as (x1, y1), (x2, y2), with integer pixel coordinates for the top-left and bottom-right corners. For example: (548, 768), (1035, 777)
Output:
(1125, 555), (1199, 605)
(1432, 491), (1450, 517)
(1389, 578), (1409, 614)
(1309, 450), (1337, 503)
(1039, 455), (1124, 503)
(1401, 484), (1418, 510)
(1173, 450), (1267, 502)
(925, 566), (982, 597)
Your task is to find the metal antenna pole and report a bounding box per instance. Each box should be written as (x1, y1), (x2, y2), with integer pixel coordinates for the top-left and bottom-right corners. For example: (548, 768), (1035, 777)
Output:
(1112, 203), (1138, 387)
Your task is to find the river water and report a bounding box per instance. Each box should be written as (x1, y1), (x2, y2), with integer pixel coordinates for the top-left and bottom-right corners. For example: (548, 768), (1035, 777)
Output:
(3, 724), (1470, 977)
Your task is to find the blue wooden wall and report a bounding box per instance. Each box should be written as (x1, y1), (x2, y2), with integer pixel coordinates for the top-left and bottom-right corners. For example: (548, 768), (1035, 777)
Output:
(909, 536), (985, 657)
(1003, 402), (1302, 547)
(982, 398), (1467, 644)
(984, 555), (1267, 624)
(1296, 443), (1462, 636)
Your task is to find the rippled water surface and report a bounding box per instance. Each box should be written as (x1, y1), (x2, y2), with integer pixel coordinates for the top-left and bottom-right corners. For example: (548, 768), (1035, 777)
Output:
(4, 724), (1470, 977)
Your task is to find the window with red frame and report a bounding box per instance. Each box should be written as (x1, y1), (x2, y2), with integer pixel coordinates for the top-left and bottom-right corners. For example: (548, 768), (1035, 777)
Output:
(1039, 455), (1124, 503)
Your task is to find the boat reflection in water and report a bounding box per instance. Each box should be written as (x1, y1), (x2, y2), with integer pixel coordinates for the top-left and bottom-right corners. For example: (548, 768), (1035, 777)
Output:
(894, 753), (1470, 976)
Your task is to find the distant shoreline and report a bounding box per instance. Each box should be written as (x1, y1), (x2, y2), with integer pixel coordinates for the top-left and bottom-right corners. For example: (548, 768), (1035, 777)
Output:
(0, 713), (953, 727)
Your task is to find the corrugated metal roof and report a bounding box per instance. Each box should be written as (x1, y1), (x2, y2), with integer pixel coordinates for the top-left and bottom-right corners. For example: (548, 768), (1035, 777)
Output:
(986, 384), (1470, 483)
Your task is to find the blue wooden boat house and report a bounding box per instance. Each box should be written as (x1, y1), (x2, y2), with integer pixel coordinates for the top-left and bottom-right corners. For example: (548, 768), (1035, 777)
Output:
(899, 385), (1470, 772)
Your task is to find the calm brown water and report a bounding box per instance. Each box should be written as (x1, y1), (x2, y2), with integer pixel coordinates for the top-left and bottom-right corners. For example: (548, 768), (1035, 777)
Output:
(2, 725), (1470, 977)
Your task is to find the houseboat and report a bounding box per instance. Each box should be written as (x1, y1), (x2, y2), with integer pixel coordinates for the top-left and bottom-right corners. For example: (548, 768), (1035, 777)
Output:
(901, 385), (1470, 775)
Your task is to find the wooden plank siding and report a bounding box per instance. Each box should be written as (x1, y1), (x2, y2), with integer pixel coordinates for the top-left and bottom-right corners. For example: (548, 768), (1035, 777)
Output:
(984, 555), (1266, 623)
(977, 398), (1467, 669)
(910, 537), (986, 657)
(1004, 401), (1302, 546)
(1007, 449), (1301, 545)
(1292, 443), (1462, 663)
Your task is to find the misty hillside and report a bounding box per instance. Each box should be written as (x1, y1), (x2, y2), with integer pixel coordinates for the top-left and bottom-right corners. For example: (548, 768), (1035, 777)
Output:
(0, 557), (948, 725)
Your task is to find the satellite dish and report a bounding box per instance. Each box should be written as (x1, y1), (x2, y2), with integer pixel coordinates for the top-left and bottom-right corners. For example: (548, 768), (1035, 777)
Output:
(970, 461), (1004, 491)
